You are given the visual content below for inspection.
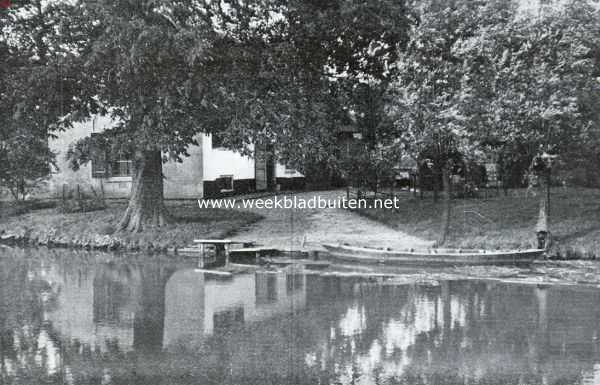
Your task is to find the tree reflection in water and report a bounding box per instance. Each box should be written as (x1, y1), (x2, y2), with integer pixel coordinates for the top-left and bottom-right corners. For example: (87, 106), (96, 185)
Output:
(1, 248), (600, 385)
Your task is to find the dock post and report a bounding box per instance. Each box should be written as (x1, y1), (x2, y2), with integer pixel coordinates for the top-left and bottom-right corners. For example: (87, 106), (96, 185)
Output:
(224, 244), (230, 266)
(199, 244), (205, 268)
(197, 244), (205, 268)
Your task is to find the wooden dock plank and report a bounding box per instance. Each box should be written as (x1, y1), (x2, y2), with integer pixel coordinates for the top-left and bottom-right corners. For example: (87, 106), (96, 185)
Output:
(193, 239), (235, 244)
(194, 269), (233, 276)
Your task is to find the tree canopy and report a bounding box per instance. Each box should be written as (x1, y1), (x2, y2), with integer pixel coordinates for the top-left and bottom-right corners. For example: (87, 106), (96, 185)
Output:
(58, 0), (414, 231)
(0, 0), (86, 200)
(2, 0), (599, 237)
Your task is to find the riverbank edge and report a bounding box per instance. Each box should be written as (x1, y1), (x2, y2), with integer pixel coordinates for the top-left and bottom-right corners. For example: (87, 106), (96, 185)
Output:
(0, 207), (263, 253)
(0, 190), (314, 253)
(0, 222), (260, 253)
(354, 207), (597, 260)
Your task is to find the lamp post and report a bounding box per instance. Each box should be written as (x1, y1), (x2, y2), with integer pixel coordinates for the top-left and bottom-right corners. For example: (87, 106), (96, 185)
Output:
(540, 152), (557, 216)
(533, 151), (558, 250)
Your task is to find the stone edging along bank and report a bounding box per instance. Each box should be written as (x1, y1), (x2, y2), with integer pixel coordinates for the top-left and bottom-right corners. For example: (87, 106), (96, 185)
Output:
(0, 228), (181, 253)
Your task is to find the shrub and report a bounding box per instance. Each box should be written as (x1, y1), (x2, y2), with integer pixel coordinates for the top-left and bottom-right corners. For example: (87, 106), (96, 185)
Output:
(59, 185), (106, 213)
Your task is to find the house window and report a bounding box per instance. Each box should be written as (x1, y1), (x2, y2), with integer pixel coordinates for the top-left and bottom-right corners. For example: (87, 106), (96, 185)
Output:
(111, 156), (133, 177)
(90, 135), (133, 179)
(216, 175), (234, 192)
(91, 149), (108, 178)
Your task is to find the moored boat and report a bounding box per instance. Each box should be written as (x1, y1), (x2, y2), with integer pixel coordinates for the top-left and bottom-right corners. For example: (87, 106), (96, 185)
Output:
(322, 243), (545, 266)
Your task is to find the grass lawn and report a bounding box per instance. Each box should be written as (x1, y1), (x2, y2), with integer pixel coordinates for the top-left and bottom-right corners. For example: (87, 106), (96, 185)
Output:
(356, 187), (600, 258)
(0, 200), (262, 251)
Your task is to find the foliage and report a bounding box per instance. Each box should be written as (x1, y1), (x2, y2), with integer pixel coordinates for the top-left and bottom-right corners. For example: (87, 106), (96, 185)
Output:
(0, 0), (86, 201)
(0, 129), (55, 200)
(0, 199), (56, 218)
(58, 185), (106, 214)
(388, 0), (600, 181)
(233, 0), (415, 177)
(456, 0), (600, 174)
(55, 0), (415, 230)
(388, 0), (504, 169)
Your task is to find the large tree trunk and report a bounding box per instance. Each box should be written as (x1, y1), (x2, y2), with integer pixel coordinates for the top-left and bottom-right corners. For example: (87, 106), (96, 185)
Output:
(439, 164), (452, 245)
(118, 150), (171, 232)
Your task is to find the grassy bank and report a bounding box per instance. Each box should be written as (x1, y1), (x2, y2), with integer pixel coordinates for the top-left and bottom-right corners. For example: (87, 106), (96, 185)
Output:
(356, 187), (600, 259)
(0, 200), (262, 252)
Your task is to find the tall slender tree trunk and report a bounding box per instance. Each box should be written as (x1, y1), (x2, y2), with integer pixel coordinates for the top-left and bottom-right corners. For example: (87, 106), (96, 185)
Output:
(439, 164), (452, 245)
(118, 149), (171, 232)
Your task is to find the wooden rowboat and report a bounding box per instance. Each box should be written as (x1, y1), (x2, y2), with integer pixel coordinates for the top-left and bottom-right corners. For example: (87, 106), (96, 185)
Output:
(322, 243), (545, 266)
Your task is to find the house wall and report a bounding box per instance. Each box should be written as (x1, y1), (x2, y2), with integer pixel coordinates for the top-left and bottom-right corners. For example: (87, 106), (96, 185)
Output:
(48, 118), (305, 200)
(201, 134), (256, 197)
(48, 116), (122, 198)
(48, 117), (206, 199)
(200, 137), (306, 197)
(275, 163), (305, 190)
(202, 135), (255, 181)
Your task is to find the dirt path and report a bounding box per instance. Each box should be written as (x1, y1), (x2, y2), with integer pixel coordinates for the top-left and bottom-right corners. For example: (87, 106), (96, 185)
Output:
(231, 190), (433, 251)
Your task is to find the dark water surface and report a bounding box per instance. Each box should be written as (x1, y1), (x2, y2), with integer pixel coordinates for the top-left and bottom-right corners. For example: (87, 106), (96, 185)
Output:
(1, 248), (600, 385)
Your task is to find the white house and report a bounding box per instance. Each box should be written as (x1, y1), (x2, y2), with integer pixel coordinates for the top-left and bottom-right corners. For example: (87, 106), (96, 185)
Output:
(48, 115), (304, 199)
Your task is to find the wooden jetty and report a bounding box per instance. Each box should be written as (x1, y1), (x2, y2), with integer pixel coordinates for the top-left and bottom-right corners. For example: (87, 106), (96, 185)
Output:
(178, 239), (278, 267)
(177, 238), (328, 272)
(178, 239), (242, 267)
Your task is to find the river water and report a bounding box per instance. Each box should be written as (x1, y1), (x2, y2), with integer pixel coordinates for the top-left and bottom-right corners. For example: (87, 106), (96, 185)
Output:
(1, 248), (599, 385)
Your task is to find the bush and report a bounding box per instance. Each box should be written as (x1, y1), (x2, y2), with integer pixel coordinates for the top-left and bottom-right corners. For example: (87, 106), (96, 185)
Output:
(59, 185), (107, 213)
(0, 200), (57, 217)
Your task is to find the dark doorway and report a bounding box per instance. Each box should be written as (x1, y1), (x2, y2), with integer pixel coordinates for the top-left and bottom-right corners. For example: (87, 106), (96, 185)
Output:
(255, 144), (276, 191)
(266, 144), (275, 190)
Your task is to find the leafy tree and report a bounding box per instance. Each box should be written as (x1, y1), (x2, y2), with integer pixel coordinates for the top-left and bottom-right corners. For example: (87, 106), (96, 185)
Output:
(389, 0), (600, 243)
(65, 0), (283, 231)
(459, 0), (600, 234)
(0, 130), (55, 201)
(338, 81), (402, 193)
(459, 0), (599, 171)
(388, 0), (498, 243)
(0, 0), (84, 201)
(63, 0), (414, 232)
(233, 0), (415, 192)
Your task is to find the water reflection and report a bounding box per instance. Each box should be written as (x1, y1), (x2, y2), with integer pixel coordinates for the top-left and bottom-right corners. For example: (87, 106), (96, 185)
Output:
(1, 249), (600, 385)
(163, 269), (306, 347)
